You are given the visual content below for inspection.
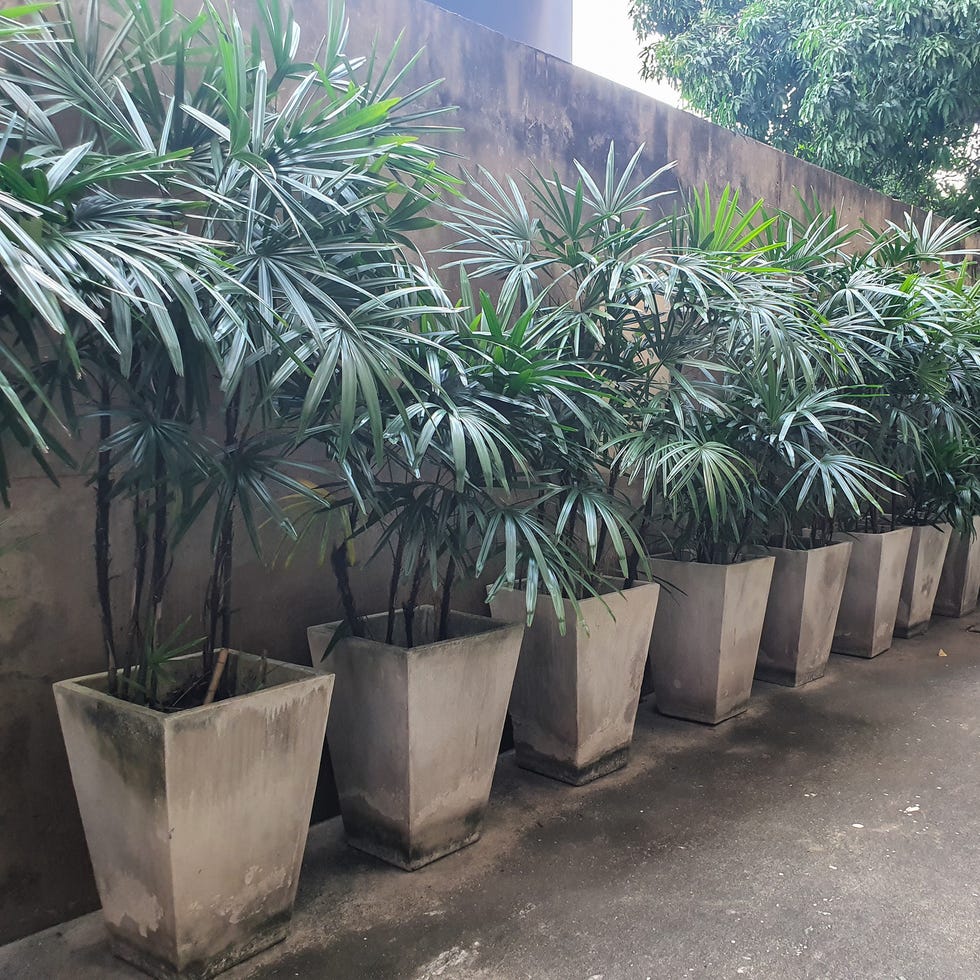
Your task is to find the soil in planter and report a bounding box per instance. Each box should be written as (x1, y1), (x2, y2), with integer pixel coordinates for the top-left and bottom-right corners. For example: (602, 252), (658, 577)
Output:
(156, 671), (232, 712)
(114, 653), (271, 713)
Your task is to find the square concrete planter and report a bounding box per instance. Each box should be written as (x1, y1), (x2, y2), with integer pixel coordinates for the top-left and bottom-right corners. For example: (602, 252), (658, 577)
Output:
(488, 582), (660, 785)
(832, 527), (913, 658)
(53, 653), (334, 980)
(756, 541), (852, 687)
(646, 556), (775, 724)
(307, 607), (522, 870)
(933, 516), (980, 618)
(895, 523), (952, 637)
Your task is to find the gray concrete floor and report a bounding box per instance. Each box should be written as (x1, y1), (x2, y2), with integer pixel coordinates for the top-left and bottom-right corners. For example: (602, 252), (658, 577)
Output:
(3, 612), (980, 980)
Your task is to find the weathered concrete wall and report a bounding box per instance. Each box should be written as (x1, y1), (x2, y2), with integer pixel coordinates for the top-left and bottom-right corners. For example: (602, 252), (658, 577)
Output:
(2, 0), (973, 944)
(338, 0), (964, 235)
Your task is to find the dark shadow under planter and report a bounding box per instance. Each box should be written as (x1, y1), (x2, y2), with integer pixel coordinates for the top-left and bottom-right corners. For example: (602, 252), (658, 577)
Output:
(53, 653), (333, 980)
(307, 608), (523, 871)
(895, 524), (952, 638)
(756, 541), (852, 687)
(489, 582), (660, 785)
(832, 528), (912, 659)
(646, 556), (775, 724)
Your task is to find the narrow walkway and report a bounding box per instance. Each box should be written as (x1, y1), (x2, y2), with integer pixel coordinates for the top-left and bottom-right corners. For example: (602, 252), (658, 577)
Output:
(4, 613), (979, 980)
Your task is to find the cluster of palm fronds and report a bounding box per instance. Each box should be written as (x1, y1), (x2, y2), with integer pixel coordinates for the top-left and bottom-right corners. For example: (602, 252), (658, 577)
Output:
(446, 156), (980, 565)
(0, 0), (461, 699)
(2, 2), (978, 700)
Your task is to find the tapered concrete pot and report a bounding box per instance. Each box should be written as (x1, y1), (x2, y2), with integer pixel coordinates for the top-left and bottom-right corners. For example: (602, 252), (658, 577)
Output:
(756, 541), (852, 687)
(933, 516), (980, 618)
(895, 523), (952, 637)
(307, 607), (522, 870)
(646, 556), (775, 724)
(488, 582), (660, 785)
(53, 653), (334, 980)
(832, 527), (913, 658)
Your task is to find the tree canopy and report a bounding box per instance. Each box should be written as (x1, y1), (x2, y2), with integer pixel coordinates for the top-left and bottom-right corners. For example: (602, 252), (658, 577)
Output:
(629, 0), (980, 221)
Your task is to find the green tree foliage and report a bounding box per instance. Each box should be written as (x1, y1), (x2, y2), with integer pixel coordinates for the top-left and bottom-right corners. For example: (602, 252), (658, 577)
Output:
(629, 0), (980, 220)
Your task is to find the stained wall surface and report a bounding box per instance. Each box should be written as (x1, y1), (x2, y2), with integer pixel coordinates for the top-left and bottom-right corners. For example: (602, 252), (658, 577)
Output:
(2, 0), (971, 943)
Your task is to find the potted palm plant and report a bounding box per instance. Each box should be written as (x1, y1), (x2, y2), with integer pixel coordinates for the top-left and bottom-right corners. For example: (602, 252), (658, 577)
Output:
(889, 229), (980, 632)
(736, 365), (888, 688)
(932, 438), (980, 619)
(304, 282), (646, 860)
(935, 519), (980, 618)
(826, 215), (980, 651)
(618, 431), (772, 724)
(743, 205), (903, 678)
(442, 148), (672, 783)
(891, 434), (962, 636)
(610, 187), (839, 723)
(911, 262), (980, 621)
(301, 300), (526, 870)
(831, 526), (913, 658)
(3, 1), (453, 975)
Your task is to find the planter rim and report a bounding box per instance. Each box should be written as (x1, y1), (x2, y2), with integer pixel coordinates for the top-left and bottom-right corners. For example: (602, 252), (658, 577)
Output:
(646, 554), (775, 569)
(53, 650), (330, 725)
(490, 580), (659, 600)
(838, 526), (914, 539)
(872, 515), (953, 531)
(309, 606), (524, 658)
(764, 540), (853, 555)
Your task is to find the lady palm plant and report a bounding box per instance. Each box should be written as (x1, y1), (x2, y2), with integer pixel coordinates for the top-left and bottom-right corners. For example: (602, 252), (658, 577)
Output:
(0, 86), (225, 507)
(294, 145), (684, 641)
(440, 150), (979, 574)
(442, 151), (785, 584)
(0, 0), (456, 702)
(622, 357), (895, 562)
(783, 208), (980, 535)
(876, 258), (980, 532)
(604, 188), (906, 563)
(292, 274), (646, 644)
(900, 432), (980, 532)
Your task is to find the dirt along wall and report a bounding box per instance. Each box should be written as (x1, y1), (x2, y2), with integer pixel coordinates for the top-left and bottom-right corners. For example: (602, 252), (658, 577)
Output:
(2, 0), (972, 944)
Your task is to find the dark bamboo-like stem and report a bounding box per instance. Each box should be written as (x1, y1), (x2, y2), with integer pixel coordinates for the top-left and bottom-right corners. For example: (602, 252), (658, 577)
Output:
(137, 475), (168, 705)
(592, 459), (621, 578)
(402, 557), (426, 649)
(219, 517), (234, 651)
(124, 492), (148, 698)
(219, 395), (239, 654)
(209, 522), (233, 653)
(204, 394), (240, 680)
(204, 528), (228, 676)
(94, 374), (117, 695)
(731, 509), (756, 566)
(331, 541), (363, 637)
(385, 533), (405, 645)
(149, 452), (169, 642)
(626, 494), (654, 585)
(437, 554), (456, 641)
(141, 378), (177, 703)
